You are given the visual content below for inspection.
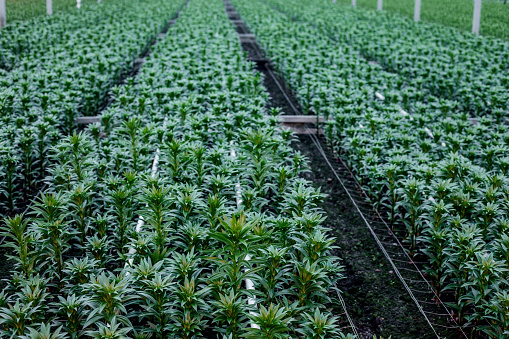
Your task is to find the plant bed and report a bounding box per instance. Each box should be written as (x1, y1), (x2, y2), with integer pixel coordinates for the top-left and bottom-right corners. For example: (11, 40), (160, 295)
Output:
(0, 0), (352, 337)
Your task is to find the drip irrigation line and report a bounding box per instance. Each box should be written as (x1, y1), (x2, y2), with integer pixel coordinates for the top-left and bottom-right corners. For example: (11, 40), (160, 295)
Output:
(418, 300), (446, 305)
(402, 278), (428, 284)
(334, 284), (360, 338)
(423, 311), (455, 317)
(265, 67), (301, 115)
(398, 267), (423, 273)
(305, 129), (441, 338)
(329, 153), (468, 337)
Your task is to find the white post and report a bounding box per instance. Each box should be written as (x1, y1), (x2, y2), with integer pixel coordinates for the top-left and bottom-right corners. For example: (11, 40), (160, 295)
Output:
(0, 0), (6, 28)
(414, 0), (421, 21)
(472, 0), (482, 35)
(47, 0), (53, 15)
(352, 0), (356, 7)
(77, 0), (81, 8)
(377, 0), (383, 11)
(98, 0), (101, 3)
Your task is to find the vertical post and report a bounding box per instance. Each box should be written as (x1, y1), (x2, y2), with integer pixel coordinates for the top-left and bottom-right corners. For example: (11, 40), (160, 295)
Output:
(472, 0), (482, 35)
(352, 0), (356, 7)
(0, 0), (6, 28)
(77, 0), (81, 8)
(47, 0), (53, 15)
(414, 0), (421, 21)
(377, 0), (383, 11)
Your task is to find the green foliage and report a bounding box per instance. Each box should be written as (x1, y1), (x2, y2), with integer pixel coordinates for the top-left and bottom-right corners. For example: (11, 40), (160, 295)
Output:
(0, 0), (348, 337)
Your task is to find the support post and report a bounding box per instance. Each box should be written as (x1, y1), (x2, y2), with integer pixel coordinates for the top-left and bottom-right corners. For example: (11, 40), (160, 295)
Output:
(472, 0), (482, 35)
(377, 0), (383, 11)
(0, 0), (6, 28)
(414, 0), (421, 21)
(77, 0), (81, 8)
(47, 0), (53, 15)
(352, 0), (356, 7)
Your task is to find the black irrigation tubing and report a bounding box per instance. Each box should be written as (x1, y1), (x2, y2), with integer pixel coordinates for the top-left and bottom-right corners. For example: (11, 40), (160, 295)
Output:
(224, 2), (360, 337)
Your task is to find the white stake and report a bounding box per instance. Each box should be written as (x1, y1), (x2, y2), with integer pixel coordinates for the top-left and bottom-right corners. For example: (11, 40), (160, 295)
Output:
(377, 0), (383, 11)
(414, 0), (421, 21)
(352, 0), (356, 7)
(0, 0), (6, 28)
(77, 0), (81, 9)
(472, 0), (482, 36)
(47, 0), (53, 15)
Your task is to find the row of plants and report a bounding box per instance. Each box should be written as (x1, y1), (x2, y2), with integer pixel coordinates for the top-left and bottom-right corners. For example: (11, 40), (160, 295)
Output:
(3, 0), (97, 27)
(332, 0), (509, 40)
(0, 0), (114, 70)
(261, 0), (509, 118)
(0, 0), (352, 337)
(0, 0), (185, 218)
(232, 0), (509, 336)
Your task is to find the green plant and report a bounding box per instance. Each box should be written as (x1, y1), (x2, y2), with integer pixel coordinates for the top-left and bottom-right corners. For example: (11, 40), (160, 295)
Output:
(1, 214), (36, 277)
(244, 303), (292, 338)
(20, 323), (67, 339)
(297, 308), (341, 339)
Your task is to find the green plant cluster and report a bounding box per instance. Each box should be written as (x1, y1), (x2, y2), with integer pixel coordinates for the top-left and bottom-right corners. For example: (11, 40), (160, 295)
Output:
(0, 0), (125, 70)
(0, 0), (185, 218)
(335, 0), (509, 40)
(232, 0), (509, 336)
(4, 0), (96, 24)
(0, 0), (350, 337)
(264, 0), (509, 118)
